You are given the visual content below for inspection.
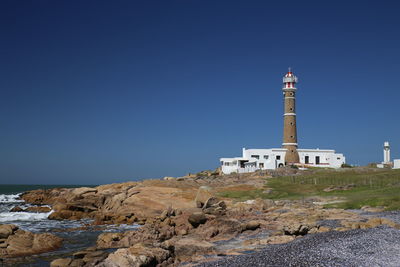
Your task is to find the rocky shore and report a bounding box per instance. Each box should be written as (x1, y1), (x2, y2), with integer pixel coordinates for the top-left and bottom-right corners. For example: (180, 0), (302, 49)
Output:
(1, 169), (399, 266)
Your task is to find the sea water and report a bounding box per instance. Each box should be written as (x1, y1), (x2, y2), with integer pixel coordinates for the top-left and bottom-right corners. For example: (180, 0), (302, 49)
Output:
(0, 185), (139, 266)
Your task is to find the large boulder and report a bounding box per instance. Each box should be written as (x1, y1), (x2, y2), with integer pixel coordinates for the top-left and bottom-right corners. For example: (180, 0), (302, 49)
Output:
(194, 186), (213, 208)
(97, 243), (170, 267)
(188, 212), (207, 227)
(0, 225), (18, 239)
(1, 227), (63, 257)
(173, 237), (215, 261)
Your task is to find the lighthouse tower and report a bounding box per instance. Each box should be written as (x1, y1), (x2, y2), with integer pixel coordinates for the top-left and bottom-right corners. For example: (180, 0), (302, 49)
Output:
(383, 141), (391, 164)
(282, 68), (300, 164)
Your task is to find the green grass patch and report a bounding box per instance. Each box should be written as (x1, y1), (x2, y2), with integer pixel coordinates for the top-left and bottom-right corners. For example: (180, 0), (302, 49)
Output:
(218, 189), (270, 201)
(218, 168), (400, 210)
(266, 168), (400, 210)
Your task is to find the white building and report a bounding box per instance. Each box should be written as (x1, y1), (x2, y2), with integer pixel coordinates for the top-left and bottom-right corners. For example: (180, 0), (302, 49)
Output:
(220, 147), (345, 174)
(394, 159), (400, 169)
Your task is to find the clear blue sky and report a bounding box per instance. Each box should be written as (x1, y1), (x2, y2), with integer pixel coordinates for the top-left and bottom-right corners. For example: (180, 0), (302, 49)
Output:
(1, 1), (399, 184)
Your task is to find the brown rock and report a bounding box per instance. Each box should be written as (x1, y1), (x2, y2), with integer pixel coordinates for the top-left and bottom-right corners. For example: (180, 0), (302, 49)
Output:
(242, 220), (261, 231)
(188, 212), (207, 227)
(0, 224), (18, 239)
(174, 238), (215, 261)
(261, 235), (295, 245)
(6, 229), (62, 257)
(50, 258), (72, 267)
(72, 187), (97, 196)
(98, 243), (170, 267)
(283, 223), (313, 236)
(194, 186), (213, 208)
(10, 206), (24, 212)
(25, 206), (52, 213)
(96, 232), (124, 248)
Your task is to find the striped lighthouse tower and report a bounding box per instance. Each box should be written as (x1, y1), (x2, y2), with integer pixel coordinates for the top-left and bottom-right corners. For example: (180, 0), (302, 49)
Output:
(282, 68), (300, 164)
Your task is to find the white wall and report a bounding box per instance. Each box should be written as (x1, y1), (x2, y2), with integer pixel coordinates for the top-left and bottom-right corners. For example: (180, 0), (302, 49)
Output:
(394, 159), (400, 169)
(220, 148), (345, 174)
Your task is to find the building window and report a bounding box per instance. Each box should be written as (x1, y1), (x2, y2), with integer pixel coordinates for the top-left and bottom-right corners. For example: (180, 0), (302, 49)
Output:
(224, 162), (231, 166)
(221, 161), (224, 166)
(337, 157), (341, 160)
(264, 155), (269, 160)
(276, 155), (281, 160)
(259, 163), (264, 168)
(305, 156), (309, 164)
(251, 155), (259, 159)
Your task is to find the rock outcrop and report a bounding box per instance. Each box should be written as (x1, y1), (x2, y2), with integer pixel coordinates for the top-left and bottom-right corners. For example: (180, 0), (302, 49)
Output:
(0, 224), (62, 257)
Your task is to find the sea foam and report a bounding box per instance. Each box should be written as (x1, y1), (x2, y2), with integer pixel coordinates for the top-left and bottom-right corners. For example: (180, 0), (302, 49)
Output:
(0, 193), (24, 203)
(0, 210), (53, 223)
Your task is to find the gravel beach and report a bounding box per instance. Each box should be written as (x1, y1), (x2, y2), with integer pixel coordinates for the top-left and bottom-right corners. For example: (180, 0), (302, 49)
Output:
(197, 225), (400, 267)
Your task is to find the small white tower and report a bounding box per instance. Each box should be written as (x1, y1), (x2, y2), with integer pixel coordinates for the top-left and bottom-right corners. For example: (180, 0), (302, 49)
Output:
(383, 141), (391, 164)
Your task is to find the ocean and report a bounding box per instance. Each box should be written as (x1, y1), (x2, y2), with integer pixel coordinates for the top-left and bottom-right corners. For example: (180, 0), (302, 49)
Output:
(0, 184), (139, 266)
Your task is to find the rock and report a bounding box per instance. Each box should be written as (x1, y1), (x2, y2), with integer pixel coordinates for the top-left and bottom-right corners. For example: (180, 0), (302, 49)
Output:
(50, 258), (73, 267)
(242, 220), (261, 231)
(98, 243), (170, 267)
(195, 186), (213, 208)
(96, 232), (124, 248)
(5, 229), (63, 257)
(283, 223), (312, 236)
(163, 176), (176, 181)
(48, 210), (74, 220)
(174, 238), (215, 261)
(10, 206), (24, 212)
(0, 224), (18, 239)
(25, 206), (52, 213)
(260, 235), (295, 245)
(82, 250), (108, 264)
(203, 197), (220, 209)
(72, 187), (97, 196)
(188, 212), (207, 227)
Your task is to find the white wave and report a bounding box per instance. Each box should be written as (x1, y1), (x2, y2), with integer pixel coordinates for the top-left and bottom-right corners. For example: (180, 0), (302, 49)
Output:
(0, 210), (53, 223)
(0, 193), (25, 203)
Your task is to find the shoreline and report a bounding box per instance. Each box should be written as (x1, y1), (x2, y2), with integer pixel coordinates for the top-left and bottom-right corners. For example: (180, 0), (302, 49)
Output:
(1, 169), (400, 266)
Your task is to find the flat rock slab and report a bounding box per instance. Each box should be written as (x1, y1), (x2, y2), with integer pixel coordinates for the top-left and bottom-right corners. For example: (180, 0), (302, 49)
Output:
(197, 226), (400, 267)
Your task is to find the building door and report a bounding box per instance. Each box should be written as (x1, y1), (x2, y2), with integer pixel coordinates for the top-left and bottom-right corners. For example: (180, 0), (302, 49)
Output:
(315, 156), (320, 165)
(305, 156), (309, 164)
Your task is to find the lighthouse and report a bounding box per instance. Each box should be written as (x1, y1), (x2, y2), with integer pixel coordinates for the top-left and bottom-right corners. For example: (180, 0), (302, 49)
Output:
(383, 141), (391, 164)
(282, 68), (300, 164)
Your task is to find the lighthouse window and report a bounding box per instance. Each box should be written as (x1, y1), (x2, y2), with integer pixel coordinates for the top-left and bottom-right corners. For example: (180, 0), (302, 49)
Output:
(290, 122), (293, 125)
(290, 92), (294, 96)
(290, 135), (294, 138)
(290, 108), (293, 111)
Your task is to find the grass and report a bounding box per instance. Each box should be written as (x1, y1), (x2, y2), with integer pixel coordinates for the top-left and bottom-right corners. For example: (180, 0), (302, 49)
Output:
(218, 168), (400, 210)
(218, 189), (270, 201)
